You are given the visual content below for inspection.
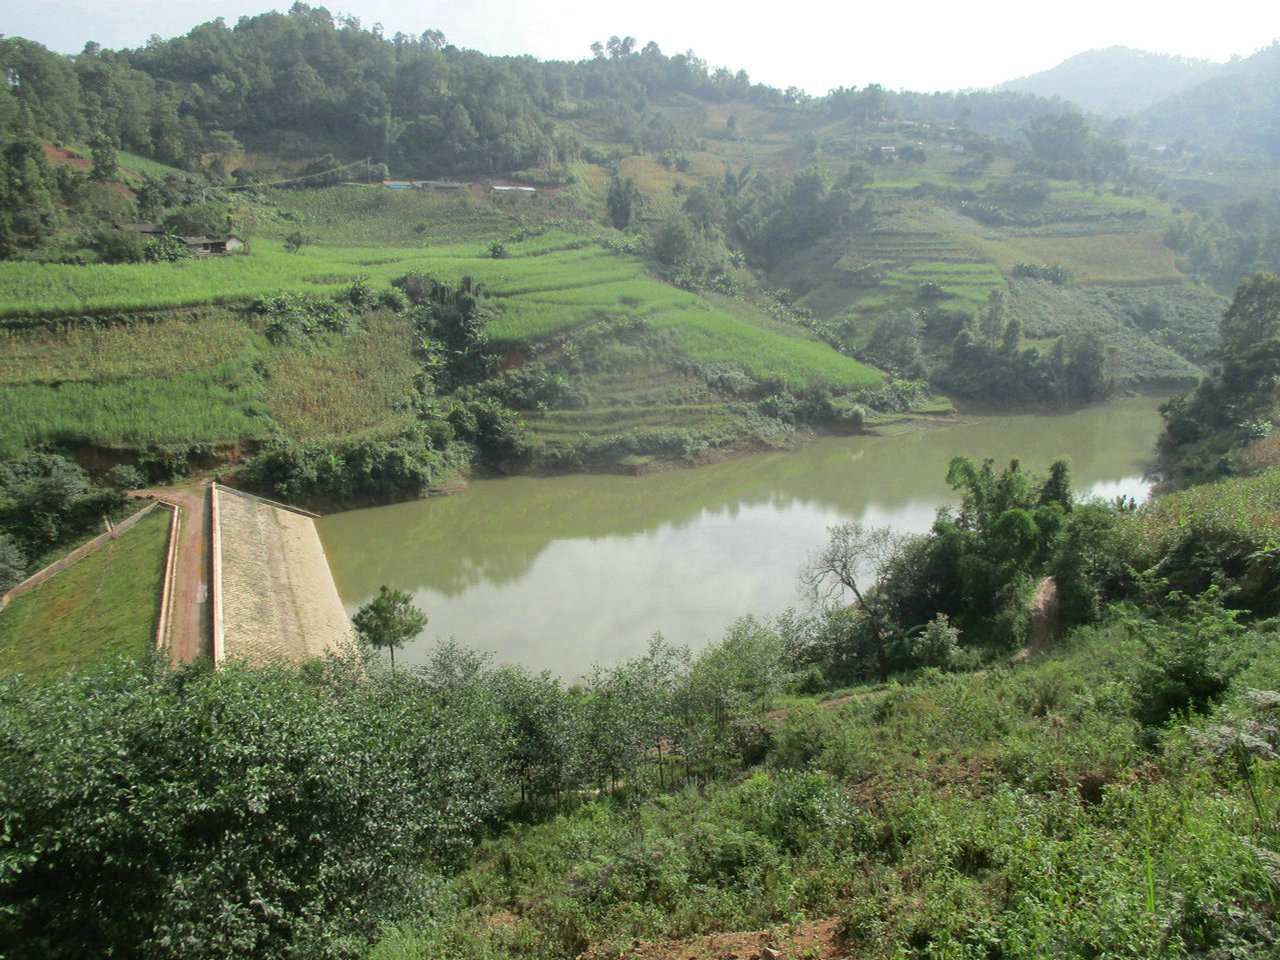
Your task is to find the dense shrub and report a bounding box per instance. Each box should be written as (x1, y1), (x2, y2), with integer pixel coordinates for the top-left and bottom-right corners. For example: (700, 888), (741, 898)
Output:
(251, 292), (351, 345)
(0, 654), (508, 960)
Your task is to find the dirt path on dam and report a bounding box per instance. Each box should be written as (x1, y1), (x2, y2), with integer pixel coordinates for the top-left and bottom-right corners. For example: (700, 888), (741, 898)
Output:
(138, 485), (212, 664)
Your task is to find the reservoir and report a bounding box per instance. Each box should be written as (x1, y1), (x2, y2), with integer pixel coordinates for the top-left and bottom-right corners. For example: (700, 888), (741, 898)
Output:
(319, 396), (1164, 676)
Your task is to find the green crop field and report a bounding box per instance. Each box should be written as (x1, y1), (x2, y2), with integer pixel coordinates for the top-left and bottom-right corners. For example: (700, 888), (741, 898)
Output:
(0, 507), (170, 679)
(261, 312), (419, 444)
(0, 309), (262, 384)
(970, 232), (1183, 284)
(116, 150), (186, 182)
(0, 360), (276, 458)
(652, 307), (883, 392)
(255, 184), (514, 246)
(525, 403), (741, 441)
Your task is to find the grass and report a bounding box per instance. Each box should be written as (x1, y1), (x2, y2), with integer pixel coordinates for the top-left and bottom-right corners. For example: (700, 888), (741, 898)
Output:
(370, 612), (1280, 959)
(116, 150), (186, 182)
(1124, 469), (1280, 570)
(0, 228), (881, 460)
(969, 232), (1184, 284)
(0, 508), (170, 679)
(256, 184), (515, 246)
(493, 279), (699, 341)
(651, 306), (882, 392)
(0, 242), (637, 319)
(0, 308), (262, 384)
(0, 360), (276, 458)
(525, 404), (742, 441)
(261, 312), (419, 444)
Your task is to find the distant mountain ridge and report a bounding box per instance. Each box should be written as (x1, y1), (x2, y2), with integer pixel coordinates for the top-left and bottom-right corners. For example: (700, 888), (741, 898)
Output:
(996, 46), (1226, 116)
(1136, 42), (1280, 159)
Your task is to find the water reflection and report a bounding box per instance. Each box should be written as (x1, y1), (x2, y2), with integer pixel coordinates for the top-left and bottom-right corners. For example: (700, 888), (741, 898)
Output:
(320, 396), (1164, 676)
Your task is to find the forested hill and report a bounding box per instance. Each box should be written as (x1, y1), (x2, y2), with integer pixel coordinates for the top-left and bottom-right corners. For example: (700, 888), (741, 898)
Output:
(4, 5), (1280, 416)
(0, 4), (1092, 178)
(1136, 42), (1280, 161)
(996, 47), (1224, 118)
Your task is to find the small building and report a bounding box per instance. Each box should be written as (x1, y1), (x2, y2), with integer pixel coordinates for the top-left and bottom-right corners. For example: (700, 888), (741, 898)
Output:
(490, 184), (538, 195)
(180, 236), (244, 256)
(134, 225), (243, 256)
(382, 180), (416, 189)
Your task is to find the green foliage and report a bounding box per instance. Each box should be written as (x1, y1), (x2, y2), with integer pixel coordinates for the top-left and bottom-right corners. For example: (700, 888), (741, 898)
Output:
(88, 225), (146, 264)
(933, 290), (1111, 404)
(605, 177), (638, 230)
(0, 451), (121, 563)
(143, 234), (193, 262)
(86, 132), (117, 183)
(0, 653), (509, 958)
(1123, 468), (1280, 615)
(353, 585), (429, 668)
(161, 200), (231, 238)
(1050, 502), (1131, 625)
(253, 291), (351, 345)
(283, 230), (310, 254)
(0, 533), (24, 593)
(242, 435), (444, 505)
(1011, 261), (1068, 283)
(1159, 272), (1280, 482)
(1130, 591), (1237, 728)
(446, 398), (528, 464)
(0, 362), (274, 458)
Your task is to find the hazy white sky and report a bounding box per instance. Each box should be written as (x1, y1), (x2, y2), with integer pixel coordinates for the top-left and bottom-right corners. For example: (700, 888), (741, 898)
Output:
(5, 0), (1278, 94)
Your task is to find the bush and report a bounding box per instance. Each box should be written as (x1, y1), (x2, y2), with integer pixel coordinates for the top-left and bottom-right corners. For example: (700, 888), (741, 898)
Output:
(243, 436), (443, 503)
(1132, 592), (1237, 728)
(143, 234), (193, 262)
(89, 225), (145, 263)
(103, 464), (147, 491)
(0, 655), (508, 959)
(252, 292), (351, 345)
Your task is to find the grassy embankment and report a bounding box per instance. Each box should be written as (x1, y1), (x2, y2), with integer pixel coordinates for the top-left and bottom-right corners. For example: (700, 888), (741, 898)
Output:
(0, 507), (170, 679)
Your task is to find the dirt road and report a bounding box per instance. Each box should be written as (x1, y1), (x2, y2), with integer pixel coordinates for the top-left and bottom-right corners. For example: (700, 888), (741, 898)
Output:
(140, 486), (211, 663)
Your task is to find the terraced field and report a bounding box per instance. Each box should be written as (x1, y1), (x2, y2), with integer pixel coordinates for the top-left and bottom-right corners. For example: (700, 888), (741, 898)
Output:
(838, 230), (977, 268)
(0, 219), (882, 463)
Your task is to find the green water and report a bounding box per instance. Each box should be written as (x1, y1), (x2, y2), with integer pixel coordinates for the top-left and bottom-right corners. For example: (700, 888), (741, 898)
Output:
(319, 396), (1165, 676)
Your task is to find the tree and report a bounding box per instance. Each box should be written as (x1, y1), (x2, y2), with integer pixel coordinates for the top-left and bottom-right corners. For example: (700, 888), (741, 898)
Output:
(1024, 112), (1089, 165)
(606, 176), (638, 230)
(283, 230), (309, 254)
(0, 533), (25, 593)
(800, 522), (908, 679)
(162, 200), (231, 237)
(352, 585), (427, 669)
(87, 132), (117, 182)
(1218, 270), (1280, 358)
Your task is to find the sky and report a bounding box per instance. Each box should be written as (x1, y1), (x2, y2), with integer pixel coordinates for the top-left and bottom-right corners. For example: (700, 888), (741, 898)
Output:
(4, 0), (1279, 95)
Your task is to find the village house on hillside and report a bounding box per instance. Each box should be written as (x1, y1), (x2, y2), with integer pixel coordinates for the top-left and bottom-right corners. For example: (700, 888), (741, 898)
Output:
(135, 224), (244, 256)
